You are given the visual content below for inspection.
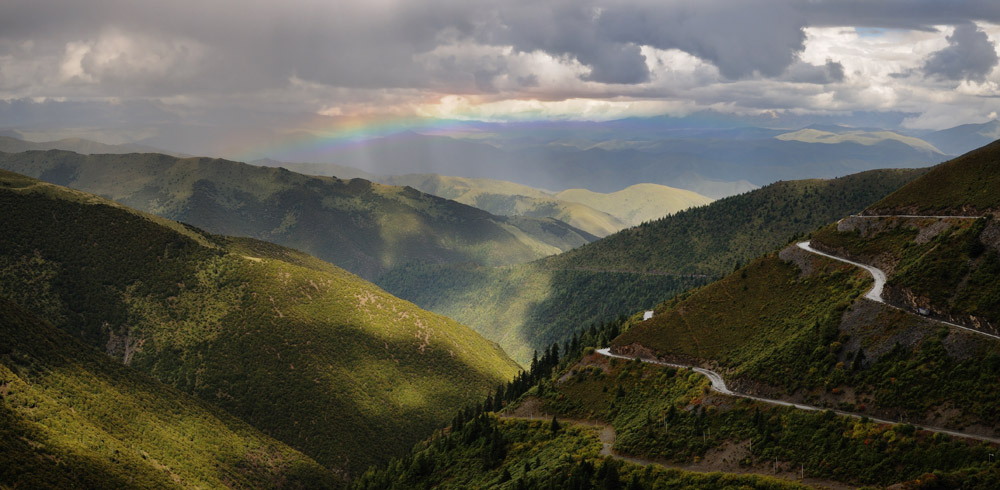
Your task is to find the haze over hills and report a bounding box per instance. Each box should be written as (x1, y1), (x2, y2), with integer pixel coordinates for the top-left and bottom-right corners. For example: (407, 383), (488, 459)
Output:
(922, 120), (1000, 156)
(381, 168), (925, 364)
(0, 150), (595, 281)
(249, 122), (944, 197)
(0, 134), (181, 157)
(0, 169), (520, 478)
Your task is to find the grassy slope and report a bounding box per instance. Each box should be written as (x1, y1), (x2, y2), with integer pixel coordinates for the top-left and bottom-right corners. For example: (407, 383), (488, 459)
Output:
(545, 169), (927, 276)
(612, 243), (1000, 429)
(868, 139), (1000, 214)
(554, 183), (714, 227)
(0, 300), (337, 489)
(382, 173), (630, 237)
(0, 150), (593, 281)
(0, 170), (520, 476)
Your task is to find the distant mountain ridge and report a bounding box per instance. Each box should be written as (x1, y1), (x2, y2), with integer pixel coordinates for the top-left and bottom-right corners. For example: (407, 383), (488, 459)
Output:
(0, 134), (182, 157)
(0, 150), (595, 280)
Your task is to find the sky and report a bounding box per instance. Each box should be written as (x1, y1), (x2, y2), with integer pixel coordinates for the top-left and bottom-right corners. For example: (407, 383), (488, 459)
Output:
(3, 0), (1000, 156)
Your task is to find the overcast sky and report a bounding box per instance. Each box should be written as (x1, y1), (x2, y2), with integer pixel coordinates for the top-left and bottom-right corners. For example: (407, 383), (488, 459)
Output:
(3, 0), (1000, 150)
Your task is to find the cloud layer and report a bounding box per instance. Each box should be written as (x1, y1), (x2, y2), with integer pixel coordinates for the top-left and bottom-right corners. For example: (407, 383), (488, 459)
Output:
(2, 0), (1000, 135)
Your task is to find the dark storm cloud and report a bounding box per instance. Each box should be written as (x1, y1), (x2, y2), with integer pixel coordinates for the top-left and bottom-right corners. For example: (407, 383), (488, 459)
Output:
(923, 23), (999, 82)
(782, 60), (845, 84)
(2, 0), (1000, 98)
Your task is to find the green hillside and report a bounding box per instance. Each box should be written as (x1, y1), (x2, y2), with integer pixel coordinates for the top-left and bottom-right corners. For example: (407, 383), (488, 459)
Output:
(0, 170), (520, 477)
(554, 183), (714, 227)
(382, 169), (924, 365)
(0, 150), (594, 281)
(382, 173), (628, 237)
(1, 300), (337, 489)
(379, 263), (705, 364)
(613, 244), (1000, 429)
(545, 169), (927, 276)
(867, 139), (1000, 214)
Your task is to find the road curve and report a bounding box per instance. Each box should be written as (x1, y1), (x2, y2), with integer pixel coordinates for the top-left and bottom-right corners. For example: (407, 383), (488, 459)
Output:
(797, 241), (885, 302)
(595, 348), (1000, 444)
(797, 241), (1000, 341)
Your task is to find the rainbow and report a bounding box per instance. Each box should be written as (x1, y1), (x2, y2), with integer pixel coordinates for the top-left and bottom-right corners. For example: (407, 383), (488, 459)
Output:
(233, 115), (482, 163)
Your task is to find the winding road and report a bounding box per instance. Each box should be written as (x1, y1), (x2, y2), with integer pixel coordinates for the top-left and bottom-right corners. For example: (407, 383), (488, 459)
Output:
(595, 348), (1000, 444)
(797, 241), (1000, 341)
(595, 218), (1000, 445)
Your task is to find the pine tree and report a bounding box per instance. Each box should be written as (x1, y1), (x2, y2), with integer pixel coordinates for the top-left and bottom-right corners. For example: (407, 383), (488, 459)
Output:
(550, 415), (561, 433)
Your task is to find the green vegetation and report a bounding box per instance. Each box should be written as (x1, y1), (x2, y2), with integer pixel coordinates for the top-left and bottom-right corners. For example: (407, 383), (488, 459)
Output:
(1, 300), (337, 489)
(0, 170), (519, 477)
(613, 245), (1000, 428)
(351, 414), (810, 490)
(379, 262), (705, 364)
(870, 139), (1000, 213)
(545, 169), (926, 276)
(533, 356), (999, 487)
(812, 217), (1000, 325)
(0, 150), (594, 281)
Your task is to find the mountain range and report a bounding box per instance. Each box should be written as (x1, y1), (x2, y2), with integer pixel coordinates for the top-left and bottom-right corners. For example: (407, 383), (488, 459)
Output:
(0, 150), (595, 281)
(0, 169), (520, 480)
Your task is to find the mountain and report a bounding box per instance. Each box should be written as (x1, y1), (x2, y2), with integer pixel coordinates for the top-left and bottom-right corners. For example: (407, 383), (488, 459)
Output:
(381, 169), (925, 364)
(0, 150), (595, 281)
(775, 128), (943, 154)
(1, 300), (337, 489)
(924, 120), (1000, 156)
(253, 158), (379, 181)
(553, 183), (713, 227)
(866, 138), (1000, 215)
(379, 174), (713, 237)
(378, 173), (626, 237)
(545, 169), (928, 276)
(612, 141), (1000, 435)
(0, 169), (520, 477)
(0, 135), (180, 156)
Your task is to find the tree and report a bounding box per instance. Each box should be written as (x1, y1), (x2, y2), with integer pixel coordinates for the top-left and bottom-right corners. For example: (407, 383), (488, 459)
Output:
(550, 416), (561, 433)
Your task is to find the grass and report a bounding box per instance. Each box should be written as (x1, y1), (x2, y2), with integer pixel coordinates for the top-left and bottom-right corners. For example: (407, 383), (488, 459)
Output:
(1, 300), (337, 489)
(869, 139), (1000, 213)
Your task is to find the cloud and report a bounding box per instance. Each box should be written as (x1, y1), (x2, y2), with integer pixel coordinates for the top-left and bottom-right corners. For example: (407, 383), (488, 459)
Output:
(782, 59), (846, 84)
(922, 23), (999, 82)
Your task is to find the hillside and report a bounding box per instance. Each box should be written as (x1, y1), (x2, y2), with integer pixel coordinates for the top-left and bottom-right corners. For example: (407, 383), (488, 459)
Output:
(544, 169), (927, 276)
(1, 300), (337, 489)
(553, 183), (713, 227)
(0, 150), (595, 281)
(610, 144), (1000, 434)
(866, 139), (1000, 214)
(381, 173), (628, 237)
(0, 169), (520, 477)
(382, 169), (925, 365)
